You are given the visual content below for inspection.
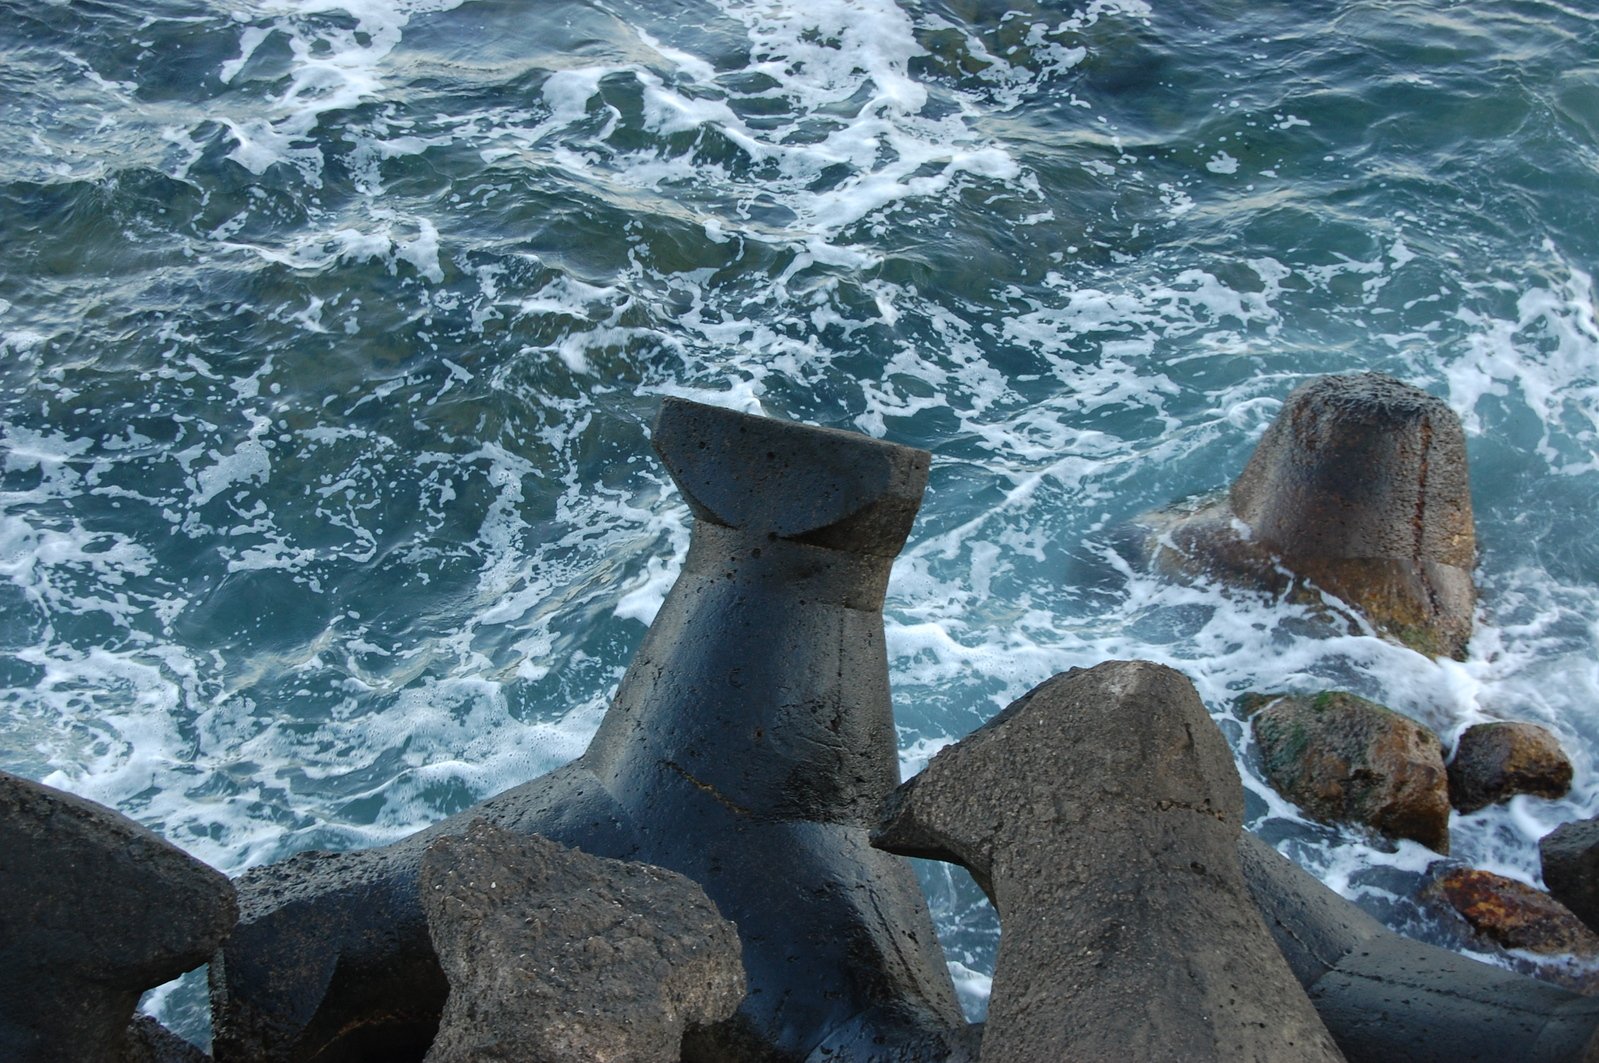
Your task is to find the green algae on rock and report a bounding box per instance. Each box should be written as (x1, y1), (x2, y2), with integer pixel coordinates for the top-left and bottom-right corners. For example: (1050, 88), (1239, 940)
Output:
(1250, 691), (1451, 853)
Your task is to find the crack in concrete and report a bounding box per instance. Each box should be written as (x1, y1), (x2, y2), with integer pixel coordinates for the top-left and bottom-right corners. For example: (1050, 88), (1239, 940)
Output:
(1412, 416), (1444, 619)
(664, 761), (752, 817)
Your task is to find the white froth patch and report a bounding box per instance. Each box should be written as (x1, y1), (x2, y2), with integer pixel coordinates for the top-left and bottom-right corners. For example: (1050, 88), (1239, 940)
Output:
(3, 425), (94, 474)
(223, 211), (445, 283)
(219, 26), (275, 84)
(614, 546), (685, 627)
(634, 26), (717, 84)
(1448, 253), (1599, 472)
(639, 72), (746, 139)
(217, 0), (469, 182)
(395, 218), (444, 283)
(897, 733), (955, 780)
(649, 380), (768, 416)
(466, 0), (1042, 261)
(222, 118), (324, 184)
(947, 959), (992, 1019)
(192, 439), (271, 508)
(1205, 150), (1239, 174)
(542, 68), (606, 126)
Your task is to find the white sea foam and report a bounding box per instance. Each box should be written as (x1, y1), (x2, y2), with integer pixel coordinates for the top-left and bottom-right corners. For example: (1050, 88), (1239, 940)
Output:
(213, 0), (468, 182)
(1446, 251), (1599, 472)
(1206, 150), (1240, 175)
(219, 210), (444, 283)
(946, 959), (993, 1016)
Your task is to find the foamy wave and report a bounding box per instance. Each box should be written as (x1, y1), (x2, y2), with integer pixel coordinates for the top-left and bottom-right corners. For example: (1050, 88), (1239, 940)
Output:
(214, 0), (467, 182)
(1448, 249), (1599, 474)
(219, 211), (444, 283)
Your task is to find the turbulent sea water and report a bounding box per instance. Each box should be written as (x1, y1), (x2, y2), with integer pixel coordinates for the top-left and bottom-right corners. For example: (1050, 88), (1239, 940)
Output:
(4, 0), (1599, 1044)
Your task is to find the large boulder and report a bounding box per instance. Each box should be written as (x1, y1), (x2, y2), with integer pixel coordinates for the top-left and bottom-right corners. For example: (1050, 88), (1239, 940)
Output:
(0, 770), (237, 1063)
(1448, 722), (1573, 813)
(1135, 373), (1476, 659)
(1544, 818), (1599, 935)
(212, 398), (965, 1062)
(420, 821), (745, 1062)
(874, 661), (1344, 1062)
(1250, 692), (1451, 852)
(1240, 833), (1599, 1062)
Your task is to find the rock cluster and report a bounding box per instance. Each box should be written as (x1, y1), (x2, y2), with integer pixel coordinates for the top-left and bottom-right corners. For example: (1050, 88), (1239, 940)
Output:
(6, 395), (1597, 1063)
(1245, 688), (1574, 863)
(1136, 374), (1585, 977)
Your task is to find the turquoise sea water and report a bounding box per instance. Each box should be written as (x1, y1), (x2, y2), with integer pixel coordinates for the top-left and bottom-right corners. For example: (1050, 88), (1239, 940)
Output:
(3, 0), (1598, 1044)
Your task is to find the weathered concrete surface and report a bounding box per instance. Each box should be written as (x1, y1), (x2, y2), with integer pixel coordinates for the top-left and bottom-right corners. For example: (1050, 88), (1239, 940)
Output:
(1241, 832), (1599, 1062)
(1449, 722), (1573, 813)
(1250, 692), (1451, 852)
(123, 1016), (212, 1063)
(0, 770), (236, 1063)
(1136, 373), (1476, 659)
(212, 398), (964, 1062)
(420, 821), (745, 1062)
(1424, 866), (1599, 958)
(874, 661), (1344, 1062)
(1544, 818), (1599, 935)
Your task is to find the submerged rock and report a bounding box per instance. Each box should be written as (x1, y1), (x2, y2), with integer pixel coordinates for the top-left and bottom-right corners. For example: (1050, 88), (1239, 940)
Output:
(212, 398), (965, 1062)
(420, 821), (745, 1062)
(0, 770), (237, 1063)
(1448, 721), (1573, 813)
(1424, 867), (1599, 958)
(874, 661), (1344, 1062)
(1134, 373), (1476, 659)
(1250, 691), (1451, 852)
(1544, 818), (1599, 936)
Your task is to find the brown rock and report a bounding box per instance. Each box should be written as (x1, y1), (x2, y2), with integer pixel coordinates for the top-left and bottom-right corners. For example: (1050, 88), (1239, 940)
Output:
(1251, 692), (1451, 852)
(1427, 867), (1599, 957)
(1449, 721), (1574, 813)
(1135, 374), (1477, 659)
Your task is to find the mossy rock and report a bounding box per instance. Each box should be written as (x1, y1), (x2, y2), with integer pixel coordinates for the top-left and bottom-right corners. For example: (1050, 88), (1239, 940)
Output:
(1250, 691), (1450, 852)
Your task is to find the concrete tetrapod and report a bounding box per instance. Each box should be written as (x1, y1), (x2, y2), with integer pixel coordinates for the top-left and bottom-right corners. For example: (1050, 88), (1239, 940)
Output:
(1239, 832), (1599, 1062)
(1137, 374), (1476, 658)
(873, 661), (1345, 1062)
(420, 821), (746, 1062)
(0, 771), (236, 1062)
(211, 398), (965, 1062)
